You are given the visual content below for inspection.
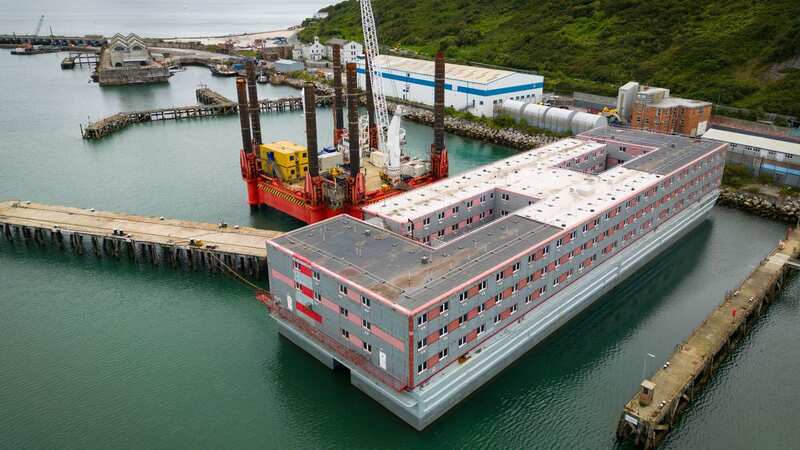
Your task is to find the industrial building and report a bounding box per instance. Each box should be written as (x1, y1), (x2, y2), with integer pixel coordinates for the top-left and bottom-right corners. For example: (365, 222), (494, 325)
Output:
(617, 82), (712, 137)
(703, 128), (800, 187)
(264, 127), (726, 429)
(496, 99), (607, 135)
(96, 33), (169, 86)
(273, 59), (304, 74)
(357, 55), (544, 117)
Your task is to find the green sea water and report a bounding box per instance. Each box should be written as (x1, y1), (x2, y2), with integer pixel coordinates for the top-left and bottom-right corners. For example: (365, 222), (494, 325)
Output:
(1, 51), (798, 450)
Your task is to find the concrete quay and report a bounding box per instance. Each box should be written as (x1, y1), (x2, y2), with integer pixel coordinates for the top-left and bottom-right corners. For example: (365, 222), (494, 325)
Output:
(616, 227), (800, 449)
(0, 201), (283, 279)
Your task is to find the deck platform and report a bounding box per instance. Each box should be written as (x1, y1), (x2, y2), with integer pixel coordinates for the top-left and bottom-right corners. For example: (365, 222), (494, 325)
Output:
(616, 228), (800, 449)
(0, 201), (283, 279)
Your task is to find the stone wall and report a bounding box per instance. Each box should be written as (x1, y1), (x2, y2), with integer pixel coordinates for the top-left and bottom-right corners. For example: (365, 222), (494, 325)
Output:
(717, 187), (800, 223)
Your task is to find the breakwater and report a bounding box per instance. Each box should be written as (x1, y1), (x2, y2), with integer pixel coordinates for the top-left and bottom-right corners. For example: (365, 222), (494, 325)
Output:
(397, 106), (559, 150)
(717, 187), (800, 223)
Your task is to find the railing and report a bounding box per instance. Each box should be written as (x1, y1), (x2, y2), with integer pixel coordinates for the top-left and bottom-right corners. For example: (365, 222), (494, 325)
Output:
(256, 290), (409, 392)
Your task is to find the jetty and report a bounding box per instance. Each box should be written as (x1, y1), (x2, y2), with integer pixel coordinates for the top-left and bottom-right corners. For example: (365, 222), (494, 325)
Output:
(0, 201), (284, 279)
(616, 228), (800, 449)
(81, 87), (331, 140)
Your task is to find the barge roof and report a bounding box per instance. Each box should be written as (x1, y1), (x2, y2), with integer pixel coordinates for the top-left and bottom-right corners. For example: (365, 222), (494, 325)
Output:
(271, 214), (560, 310)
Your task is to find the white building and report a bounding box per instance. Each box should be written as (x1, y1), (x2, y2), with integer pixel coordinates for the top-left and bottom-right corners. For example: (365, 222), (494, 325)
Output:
(357, 55), (544, 117)
(301, 36), (326, 61)
(703, 128), (800, 187)
(326, 38), (364, 64)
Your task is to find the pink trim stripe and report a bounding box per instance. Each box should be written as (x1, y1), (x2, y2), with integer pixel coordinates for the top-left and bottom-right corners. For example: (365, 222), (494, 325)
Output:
(320, 297), (339, 313)
(271, 269), (294, 287)
(372, 325), (405, 351)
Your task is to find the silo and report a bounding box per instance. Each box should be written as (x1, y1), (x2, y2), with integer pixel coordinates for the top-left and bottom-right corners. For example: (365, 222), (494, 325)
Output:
(498, 100), (607, 135)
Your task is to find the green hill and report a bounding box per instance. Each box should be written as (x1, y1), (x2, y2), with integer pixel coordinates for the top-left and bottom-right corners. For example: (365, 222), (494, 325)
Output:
(300, 0), (800, 117)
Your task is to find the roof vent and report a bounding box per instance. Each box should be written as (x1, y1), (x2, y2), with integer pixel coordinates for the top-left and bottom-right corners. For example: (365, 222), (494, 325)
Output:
(364, 229), (371, 237)
(421, 256), (430, 265)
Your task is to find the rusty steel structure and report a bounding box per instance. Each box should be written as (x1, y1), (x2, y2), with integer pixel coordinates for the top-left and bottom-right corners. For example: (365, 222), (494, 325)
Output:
(246, 62), (263, 148)
(235, 77), (253, 154)
(430, 52), (449, 180)
(332, 44), (345, 146)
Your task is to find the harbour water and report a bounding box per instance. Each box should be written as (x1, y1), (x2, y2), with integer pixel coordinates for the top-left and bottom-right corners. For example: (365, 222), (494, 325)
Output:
(1, 29), (799, 450)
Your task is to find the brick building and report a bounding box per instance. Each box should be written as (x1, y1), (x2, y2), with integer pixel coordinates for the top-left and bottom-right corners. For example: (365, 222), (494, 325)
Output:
(618, 82), (712, 137)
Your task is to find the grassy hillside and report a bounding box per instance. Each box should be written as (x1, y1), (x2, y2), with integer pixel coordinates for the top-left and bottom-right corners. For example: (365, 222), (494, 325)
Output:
(301, 0), (800, 117)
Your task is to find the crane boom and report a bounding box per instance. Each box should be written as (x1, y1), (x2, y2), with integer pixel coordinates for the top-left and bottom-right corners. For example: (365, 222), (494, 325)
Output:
(358, 0), (389, 153)
(33, 14), (45, 36)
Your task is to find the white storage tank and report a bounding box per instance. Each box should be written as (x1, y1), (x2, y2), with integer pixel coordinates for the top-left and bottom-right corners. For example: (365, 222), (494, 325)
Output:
(497, 100), (607, 135)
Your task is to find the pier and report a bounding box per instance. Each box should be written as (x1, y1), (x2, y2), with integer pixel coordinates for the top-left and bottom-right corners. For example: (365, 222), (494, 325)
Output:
(81, 87), (331, 140)
(616, 228), (800, 449)
(0, 201), (283, 279)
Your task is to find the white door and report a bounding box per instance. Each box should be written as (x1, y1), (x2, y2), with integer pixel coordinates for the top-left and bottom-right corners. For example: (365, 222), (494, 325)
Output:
(379, 350), (387, 370)
(286, 294), (293, 311)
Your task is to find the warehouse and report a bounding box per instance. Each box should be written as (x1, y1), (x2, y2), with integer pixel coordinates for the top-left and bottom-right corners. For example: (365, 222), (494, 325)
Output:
(357, 55), (543, 117)
(703, 128), (800, 187)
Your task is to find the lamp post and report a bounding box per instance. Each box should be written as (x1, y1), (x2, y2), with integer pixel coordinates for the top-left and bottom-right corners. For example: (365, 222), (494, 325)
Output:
(642, 352), (656, 380)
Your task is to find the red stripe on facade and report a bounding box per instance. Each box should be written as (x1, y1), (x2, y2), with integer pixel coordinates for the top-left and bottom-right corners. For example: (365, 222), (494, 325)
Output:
(296, 302), (322, 323)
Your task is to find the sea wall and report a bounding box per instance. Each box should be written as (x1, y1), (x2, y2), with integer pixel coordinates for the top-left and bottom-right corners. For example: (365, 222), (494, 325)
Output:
(393, 105), (559, 150)
(717, 187), (800, 223)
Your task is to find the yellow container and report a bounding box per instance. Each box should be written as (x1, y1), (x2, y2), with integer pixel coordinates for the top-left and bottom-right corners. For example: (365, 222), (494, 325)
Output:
(275, 164), (298, 182)
(298, 162), (309, 177)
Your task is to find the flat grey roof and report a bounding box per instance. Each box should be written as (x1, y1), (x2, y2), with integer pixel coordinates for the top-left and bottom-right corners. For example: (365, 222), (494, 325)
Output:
(580, 127), (724, 175)
(272, 214), (560, 310)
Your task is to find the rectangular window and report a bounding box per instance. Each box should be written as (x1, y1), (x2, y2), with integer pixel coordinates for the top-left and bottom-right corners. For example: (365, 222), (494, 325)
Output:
(458, 336), (467, 347)
(570, 230), (577, 240)
(341, 329), (350, 338)
(467, 200), (474, 208)
(417, 313), (427, 326)
(340, 306), (348, 317)
(440, 301), (449, 313)
(362, 319), (371, 330)
(510, 304), (518, 314)
(417, 338), (427, 351)
(313, 271), (320, 281)
(466, 217), (473, 225)
(543, 245), (550, 255)
(495, 293), (502, 303)
(458, 291), (469, 303)
(477, 303), (486, 314)
(423, 217), (430, 226)
(437, 212), (445, 221)
(437, 229), (445, 238)
(582, 224), (588, 233)
(495, 271), (504, 282)
(363, 342), (372, 353)
(339, 285), (348, 295)
(361, 295), (371, 307)
(314, 292), (322, 302)
(512, 262), (520, 273)
(540, 267), (547, 276)
(476, 324), (486, 335)
(458, 313), (468, 325)
(451, 223), (459, 232)
(478, 280), (487, 291)
(452, 206), (459, 214)
(438, 348), (448, 359)
(439, 326), (448, 337)
(417, 361), (427, 374)
(525, 294), (532, 304)
(553, 278), (559, 287)
(493, 314), (501, 324)
(539, 286), (547, 295)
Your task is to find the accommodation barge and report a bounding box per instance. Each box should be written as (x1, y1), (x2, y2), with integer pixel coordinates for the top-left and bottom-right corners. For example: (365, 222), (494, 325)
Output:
(261, 127), (727, 429)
